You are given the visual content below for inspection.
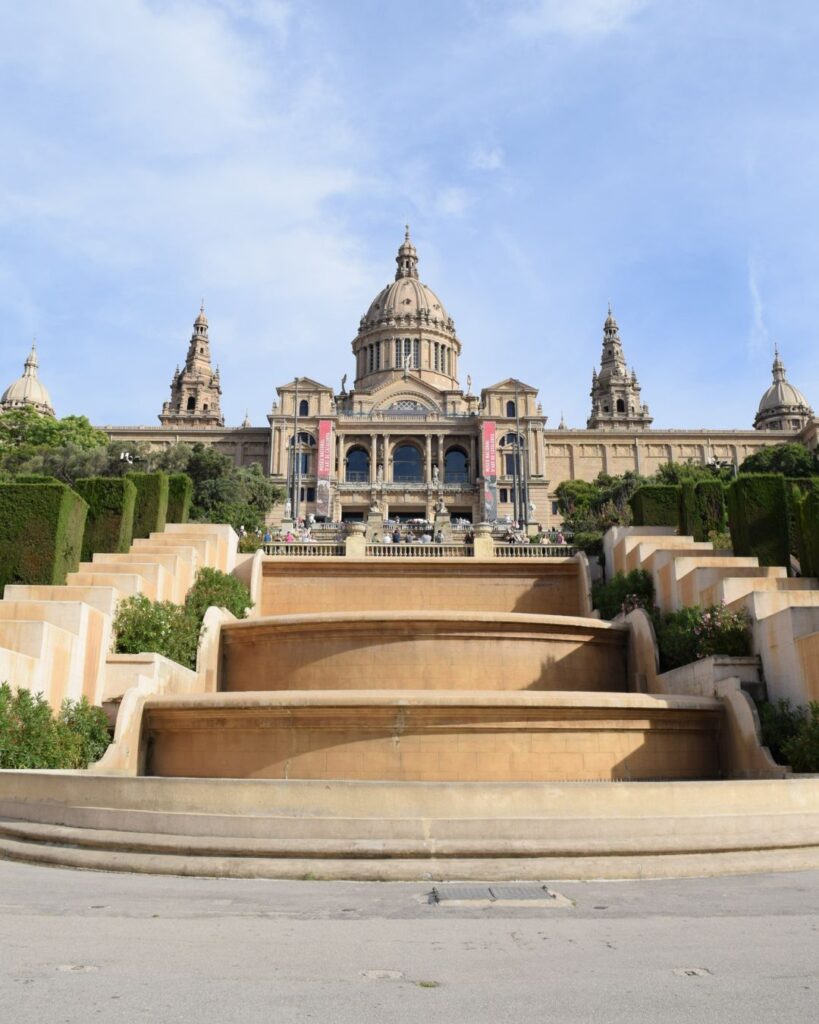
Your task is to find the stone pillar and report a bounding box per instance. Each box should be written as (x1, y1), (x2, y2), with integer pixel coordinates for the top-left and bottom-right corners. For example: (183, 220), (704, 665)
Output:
(370, 433), (377, 484)
(425, 435), (432, 482)
(437, 433), (445, 481)
(337, 432), (345, 480)
(345, 522), (367, 558)
(473, 522), (494, 559)
(469, 435), (477, 482)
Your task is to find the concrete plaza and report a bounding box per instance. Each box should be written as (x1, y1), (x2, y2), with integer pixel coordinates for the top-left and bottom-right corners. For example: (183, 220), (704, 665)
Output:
(2, 860), (817, 1023)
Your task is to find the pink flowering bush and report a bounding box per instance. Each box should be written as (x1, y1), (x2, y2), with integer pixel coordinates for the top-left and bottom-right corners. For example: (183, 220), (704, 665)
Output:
(655, 603), (751, 671)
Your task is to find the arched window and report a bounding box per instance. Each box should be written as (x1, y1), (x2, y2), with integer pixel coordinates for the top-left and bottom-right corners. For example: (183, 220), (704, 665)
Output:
(445, 447), (469, 483)
(346, 446), (369, 483)
(186, 396), (196, 411)
(616, 399), (625, 413)
(506, 400), (516, 417)
(299, 399), (309, 416)
(393, 444), (423, 483)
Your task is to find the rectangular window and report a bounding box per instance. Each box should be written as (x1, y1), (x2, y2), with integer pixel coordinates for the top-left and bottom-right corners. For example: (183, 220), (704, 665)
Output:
(299, 487), (316, 503)
(552, 501), (559, 516)
(395, 339), (401, 366)
(413, 339), (420, 368)
(499, 488), (508, 503)
(375, 341), (381, 370)
(434, 343), (439, 370)
(404, 338), (411, 362)
(504, 453), (516, 477)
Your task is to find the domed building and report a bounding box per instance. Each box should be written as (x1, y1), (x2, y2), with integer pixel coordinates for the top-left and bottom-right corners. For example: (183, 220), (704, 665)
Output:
(105, 228), (817, 531)
(1, 344), (55, 417)
(753, 348), (814, 432)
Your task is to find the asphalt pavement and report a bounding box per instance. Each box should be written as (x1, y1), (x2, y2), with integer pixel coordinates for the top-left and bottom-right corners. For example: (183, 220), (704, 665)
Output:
(2, 860), (818, 1023)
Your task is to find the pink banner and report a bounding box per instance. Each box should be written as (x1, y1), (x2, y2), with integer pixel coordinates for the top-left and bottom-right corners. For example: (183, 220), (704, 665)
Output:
(481, 421), (498, 521)
(316, 419), (333, 518)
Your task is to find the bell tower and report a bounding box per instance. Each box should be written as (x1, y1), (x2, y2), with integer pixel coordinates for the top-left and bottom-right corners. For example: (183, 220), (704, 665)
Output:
(587, 306), (652, 431)
(159, 303), (224, 428)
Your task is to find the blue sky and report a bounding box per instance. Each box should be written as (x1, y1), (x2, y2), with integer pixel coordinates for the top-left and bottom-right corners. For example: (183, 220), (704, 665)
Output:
(1, 0), (817, 431)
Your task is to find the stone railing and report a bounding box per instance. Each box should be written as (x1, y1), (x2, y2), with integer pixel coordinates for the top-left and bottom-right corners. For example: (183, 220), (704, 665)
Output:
(263, 543), (346, 557)
(366, 544), (469, 558)
(495, 545), (577, 558)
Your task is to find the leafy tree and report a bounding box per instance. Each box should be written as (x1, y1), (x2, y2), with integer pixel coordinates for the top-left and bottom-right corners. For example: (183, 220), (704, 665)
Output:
(653, 460), (733, 484)
(739, 442), (819, 478)
(0, 407), (108, 474)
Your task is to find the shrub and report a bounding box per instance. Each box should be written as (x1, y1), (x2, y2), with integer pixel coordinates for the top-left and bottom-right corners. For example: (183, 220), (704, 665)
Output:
(75, 476), (137, 561)
(782, 702), (819, 773)
(238, 534), (263, 553)
(112, 569), (252, 670)
(793, 485), (819, 576)
(592, 570), (655, 620)
(572, 530), (604, 557)
(0, 482), (87, 589)
(166, 473), (193, 523)
(113, 595), (200, 670)
(127, 471), (169, 539)
(184, 567), (253, 623)
(654, 603), (751, 671)
(694, 480), (727, 540)
(0, 683), (110, 769)
(757, 698), (805, 765)
(726, 474), (792, 568)
(629, 485), (680, 527)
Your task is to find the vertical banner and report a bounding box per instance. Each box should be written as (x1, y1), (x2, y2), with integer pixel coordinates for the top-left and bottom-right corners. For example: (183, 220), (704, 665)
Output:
(481, 420), (498, 522)
(316, 419), (333, 518)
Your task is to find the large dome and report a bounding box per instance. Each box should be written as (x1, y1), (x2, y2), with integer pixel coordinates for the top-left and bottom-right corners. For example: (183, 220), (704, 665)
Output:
(754, 349), (813, 431)
(0, 345), (55, 417)
(357, 228), (455, 337)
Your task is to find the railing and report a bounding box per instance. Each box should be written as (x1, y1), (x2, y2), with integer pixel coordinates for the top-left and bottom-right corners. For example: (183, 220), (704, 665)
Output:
(495, 545), (577, 558)
(338, 410), (476, 422)
(264, 543), (346, 556)
(344, 471), (369, 483)
(367, 544), (469, 558)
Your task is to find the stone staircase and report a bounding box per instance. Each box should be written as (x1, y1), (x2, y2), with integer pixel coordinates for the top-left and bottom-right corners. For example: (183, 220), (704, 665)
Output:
(0, 523), (238, 710)
(605, 526), (819, 707)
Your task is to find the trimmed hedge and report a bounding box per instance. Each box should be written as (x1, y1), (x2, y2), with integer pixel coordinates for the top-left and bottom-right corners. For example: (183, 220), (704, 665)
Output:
(795, 487), (819, 577)
(75, 476), (137, 561)
(679, 480), (727, 542)
(166, 473), (193, 524)
(127, 472), (169, 539)
(726, 474), (792, 568)
(629, 485), (680, 527)
(0, 482), (87, 588)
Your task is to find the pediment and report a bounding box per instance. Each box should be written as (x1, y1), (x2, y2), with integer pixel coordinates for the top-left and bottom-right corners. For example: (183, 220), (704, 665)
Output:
(277, 376), (333, 394)
(482, 377), (539, 394)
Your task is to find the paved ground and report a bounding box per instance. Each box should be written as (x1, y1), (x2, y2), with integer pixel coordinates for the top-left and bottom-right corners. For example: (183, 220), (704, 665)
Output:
(2, 860), (818, 1023)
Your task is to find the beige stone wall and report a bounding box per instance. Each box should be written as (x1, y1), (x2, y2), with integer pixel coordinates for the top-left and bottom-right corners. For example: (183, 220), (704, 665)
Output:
(261, 559), (583, 617)
(143, 692), (721, 782)
(220, 612), (627, 694)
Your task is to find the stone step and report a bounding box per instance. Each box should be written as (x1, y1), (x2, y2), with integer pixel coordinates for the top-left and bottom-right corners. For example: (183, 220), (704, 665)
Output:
(3, 584), (119, 618)
(0, 647), (44, 700)
(76, 561), (170, 601)
(0, 620), (77, 703)
(65, 571), (147, 599)
(729, 589), (819, 621)
(92, 551), (191, 603)
(136, 533), (216, 569)
(163, 523), (237, 573)
(0, 600), (109, 705)
(702, 574), (819, 608)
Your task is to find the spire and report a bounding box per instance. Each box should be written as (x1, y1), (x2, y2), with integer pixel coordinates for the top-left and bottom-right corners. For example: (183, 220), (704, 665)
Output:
(395, 224), (419, 280)
(772, 345), (786, 383)
(194, 299), (208, 329)
(23, 341), (39, 377)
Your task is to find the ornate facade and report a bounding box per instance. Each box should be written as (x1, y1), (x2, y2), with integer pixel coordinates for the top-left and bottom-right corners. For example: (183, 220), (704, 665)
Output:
(5, 229), (811, 528)
(0, 344), (54, 417)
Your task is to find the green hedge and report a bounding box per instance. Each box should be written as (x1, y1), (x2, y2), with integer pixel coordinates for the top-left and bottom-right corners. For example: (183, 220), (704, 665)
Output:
(127, 472), (169, 539)
(795, 488), (819, 577)
(166, 473), (193, 524)
(726, 474), (792, 568)
(679, 480), (727, 541)
(75, 476), (137, 561)
(0, 482), (88, 588)
(629, 485), (680, 527)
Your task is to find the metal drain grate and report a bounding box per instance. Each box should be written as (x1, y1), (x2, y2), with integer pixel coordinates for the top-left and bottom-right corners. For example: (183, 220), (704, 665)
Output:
(429, 884), (568, 905)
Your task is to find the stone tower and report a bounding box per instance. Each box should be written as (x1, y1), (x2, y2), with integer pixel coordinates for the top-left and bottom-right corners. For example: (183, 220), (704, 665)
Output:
(587, 306), (652, 430)
(159, 304), (224, 428)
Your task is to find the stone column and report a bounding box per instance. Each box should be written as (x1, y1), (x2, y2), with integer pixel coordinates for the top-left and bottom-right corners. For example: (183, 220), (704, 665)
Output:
(337, 432), (345, 480)
(370, 433), (377, 484)
(425, 435), (432, 482)
(437, 433), (445, 481)
(469, 435), (476, 483)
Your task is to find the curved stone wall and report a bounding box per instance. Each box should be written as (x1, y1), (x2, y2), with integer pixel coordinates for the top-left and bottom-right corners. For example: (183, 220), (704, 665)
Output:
(220, 612), (628, 693)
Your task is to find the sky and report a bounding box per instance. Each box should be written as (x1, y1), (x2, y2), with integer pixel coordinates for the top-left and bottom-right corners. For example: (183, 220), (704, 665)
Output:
(1, 0), (818, 431)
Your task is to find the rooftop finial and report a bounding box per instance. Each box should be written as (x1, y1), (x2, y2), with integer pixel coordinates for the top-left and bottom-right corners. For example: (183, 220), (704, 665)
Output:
(395, 224), (419, 280)
(405, 223), (410, 241)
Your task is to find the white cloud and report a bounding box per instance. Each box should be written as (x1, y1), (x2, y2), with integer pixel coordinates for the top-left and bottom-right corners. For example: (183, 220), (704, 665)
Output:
(435, 187), (473, 217)
(506, 0), (649, 37)
(470, 144), (505, 171)
(747, 250), (770, 353)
